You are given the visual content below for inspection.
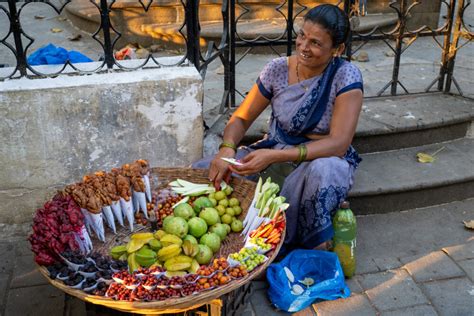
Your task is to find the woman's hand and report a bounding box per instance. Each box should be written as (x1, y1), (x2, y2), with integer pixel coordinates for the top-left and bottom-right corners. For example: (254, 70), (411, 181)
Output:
(229, 149), (275, 176)
(209, 148), (235, 188)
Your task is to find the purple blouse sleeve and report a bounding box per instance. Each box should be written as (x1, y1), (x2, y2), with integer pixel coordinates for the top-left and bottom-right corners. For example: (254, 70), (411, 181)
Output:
(334, 62), (364, 97)
(256, 58), (282, 100)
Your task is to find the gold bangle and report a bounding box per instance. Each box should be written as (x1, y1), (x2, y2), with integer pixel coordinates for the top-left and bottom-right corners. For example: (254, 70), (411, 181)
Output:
(219, 141), (237, 151)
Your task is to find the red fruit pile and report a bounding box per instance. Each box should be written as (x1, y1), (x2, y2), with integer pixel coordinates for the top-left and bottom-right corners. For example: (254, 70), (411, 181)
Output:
(28, 194), (85, 265)
(105, 258), (245, 301)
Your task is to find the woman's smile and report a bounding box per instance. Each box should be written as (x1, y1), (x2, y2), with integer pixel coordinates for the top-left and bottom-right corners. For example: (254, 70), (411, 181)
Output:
(296, 21), (337, 77)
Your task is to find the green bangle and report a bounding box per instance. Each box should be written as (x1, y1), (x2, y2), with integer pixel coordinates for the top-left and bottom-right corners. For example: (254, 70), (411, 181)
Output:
(295, 144), (307, 164)
(219, 141), (237, 151)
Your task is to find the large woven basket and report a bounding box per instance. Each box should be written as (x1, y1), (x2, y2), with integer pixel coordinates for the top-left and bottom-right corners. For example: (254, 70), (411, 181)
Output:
(38, 167), (285, 314)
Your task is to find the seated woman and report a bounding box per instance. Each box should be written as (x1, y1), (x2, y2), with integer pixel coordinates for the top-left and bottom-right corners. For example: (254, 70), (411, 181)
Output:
(193, 4), (363, 254)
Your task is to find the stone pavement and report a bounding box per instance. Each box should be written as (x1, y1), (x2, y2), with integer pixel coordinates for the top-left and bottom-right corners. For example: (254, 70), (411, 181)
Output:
(1, 198), (472, 316)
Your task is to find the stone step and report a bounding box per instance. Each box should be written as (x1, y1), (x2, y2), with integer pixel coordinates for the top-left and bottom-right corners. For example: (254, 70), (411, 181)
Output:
(207, 94), (474, 214)
(65, 0), (397, 48)
(210, 93), (474, 154)
(350, 137), (474, 214)
(139, 14), (398, 49)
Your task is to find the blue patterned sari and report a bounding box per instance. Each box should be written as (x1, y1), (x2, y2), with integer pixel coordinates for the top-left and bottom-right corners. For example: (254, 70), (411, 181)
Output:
(194, 56), (363, 253)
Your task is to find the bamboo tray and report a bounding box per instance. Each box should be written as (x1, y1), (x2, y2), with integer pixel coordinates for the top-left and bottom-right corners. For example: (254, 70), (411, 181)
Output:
(38, 167), (285, 314)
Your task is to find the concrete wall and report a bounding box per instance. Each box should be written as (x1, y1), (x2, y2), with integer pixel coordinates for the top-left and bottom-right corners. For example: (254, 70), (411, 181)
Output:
(0, 66), (203, 224)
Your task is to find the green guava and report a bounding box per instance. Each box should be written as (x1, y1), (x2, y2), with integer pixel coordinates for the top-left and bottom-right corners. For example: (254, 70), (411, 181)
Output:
(163, 216), (189, 238)
(199, 207), (220, 226)
(200, 232), (221, 253)
(187, 217), (208, 238)
(209, 223), (228, 241)
(183, 234), (198, 244)
(231, 219), (243, 233)
(195, 244), (213, 265)
(173, 203), (195, 220)
(193, 197), (214, 214)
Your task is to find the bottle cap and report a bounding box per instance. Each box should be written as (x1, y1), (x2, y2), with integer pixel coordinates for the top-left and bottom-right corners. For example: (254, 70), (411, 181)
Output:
(340, 201), (350, 209)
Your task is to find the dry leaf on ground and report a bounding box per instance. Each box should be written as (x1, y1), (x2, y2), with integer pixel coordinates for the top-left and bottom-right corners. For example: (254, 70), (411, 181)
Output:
(58, 17), (68, 21)
(416, 146), (445, 164)
(416, 152), (435, 163)
(34, 15), (45, 19)
(463, 220), (474, 230)
(51, 28), (63, 33)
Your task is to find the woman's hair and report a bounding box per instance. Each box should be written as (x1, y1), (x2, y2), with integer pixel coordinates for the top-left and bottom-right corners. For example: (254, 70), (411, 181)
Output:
(304, 4), (350, 47)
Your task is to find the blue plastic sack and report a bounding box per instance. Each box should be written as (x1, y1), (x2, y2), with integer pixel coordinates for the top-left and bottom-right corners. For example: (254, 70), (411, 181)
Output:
(27, 44), (93, 66)
(267, 249), (350, 312)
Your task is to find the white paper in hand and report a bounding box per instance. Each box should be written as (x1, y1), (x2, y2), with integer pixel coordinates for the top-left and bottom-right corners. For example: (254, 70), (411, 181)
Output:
(220, 157), (244, 166)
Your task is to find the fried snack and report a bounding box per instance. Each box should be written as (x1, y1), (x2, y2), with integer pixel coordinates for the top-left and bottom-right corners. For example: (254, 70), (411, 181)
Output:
(136, 159), (150, 176)
(83, 173), (112, 206)
(116, 174), (132, 201)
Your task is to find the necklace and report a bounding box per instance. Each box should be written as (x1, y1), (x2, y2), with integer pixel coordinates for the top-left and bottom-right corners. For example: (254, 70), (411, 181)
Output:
(296, 61), (309, 91)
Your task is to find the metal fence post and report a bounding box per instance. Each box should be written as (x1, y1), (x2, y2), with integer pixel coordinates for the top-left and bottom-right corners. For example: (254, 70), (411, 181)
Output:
(445, 0), (464, 94)
(229, 0), (236, 108)
(99, 0), (114, 69)
(221, 0), (231, 111)
(286, 0), (294, 57)
(7, 0), (27, 77)
(390, 0), (408, 96)
(343, 0), (353, 60)
(185, 0), (201, 72)
(437, 0), (456, 92)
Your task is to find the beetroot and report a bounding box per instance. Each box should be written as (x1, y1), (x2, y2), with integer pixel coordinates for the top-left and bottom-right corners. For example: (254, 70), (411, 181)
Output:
(29, 194), (85, 265)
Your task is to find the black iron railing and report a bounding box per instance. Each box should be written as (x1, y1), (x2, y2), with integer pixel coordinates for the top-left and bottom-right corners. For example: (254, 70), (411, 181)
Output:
(1, 0), (472, 111)
(0, 0), (216, 75)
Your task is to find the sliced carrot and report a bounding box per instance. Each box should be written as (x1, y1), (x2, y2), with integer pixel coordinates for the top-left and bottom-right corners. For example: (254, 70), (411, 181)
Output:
(266, 230), (280, 241)
(268, 237), (280, 244)
(255, 224), (273, 238)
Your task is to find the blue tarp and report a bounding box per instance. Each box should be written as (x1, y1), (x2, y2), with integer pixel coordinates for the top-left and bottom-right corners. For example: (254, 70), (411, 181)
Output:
(27, 44), (93, 66)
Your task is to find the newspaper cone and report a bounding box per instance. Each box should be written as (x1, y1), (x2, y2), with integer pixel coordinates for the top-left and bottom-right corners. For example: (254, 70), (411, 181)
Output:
(80, 208), (93, 237)
(102, 205), (116, 234)
(73, 225), (93, 254)
(89, 212), (106, 242)
(111, 200), (124, 227)
(132, 190), (139, 213)
(133, 191), (148, 219)
(120, 197), (134, 231)
(81, 226), (93, 253)
(143, 174), (152, 202)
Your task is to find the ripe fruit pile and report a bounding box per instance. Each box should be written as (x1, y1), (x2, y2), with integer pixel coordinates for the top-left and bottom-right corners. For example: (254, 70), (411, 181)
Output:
(247, 237), (272, 252)
(110, 183), (246, 274)
(153, 190), (194, 226)
(29, 194), (86, 265)
(106, 258), (246, 301)
(228, 247), (267, 271)
(110, 232), (197, 274)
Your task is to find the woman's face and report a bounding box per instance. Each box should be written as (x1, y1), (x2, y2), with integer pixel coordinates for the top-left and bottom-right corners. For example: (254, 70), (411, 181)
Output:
(296, 21), (340, 74)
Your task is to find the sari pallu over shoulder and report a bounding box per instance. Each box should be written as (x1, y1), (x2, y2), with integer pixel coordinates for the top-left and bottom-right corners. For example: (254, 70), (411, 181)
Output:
(251, 57), (344, 149)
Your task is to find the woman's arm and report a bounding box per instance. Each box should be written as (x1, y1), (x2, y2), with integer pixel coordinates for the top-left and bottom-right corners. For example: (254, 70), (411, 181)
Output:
(230, 88), (362, 175)
(305, 88), (363, 158)
(209, 84), (271, 185)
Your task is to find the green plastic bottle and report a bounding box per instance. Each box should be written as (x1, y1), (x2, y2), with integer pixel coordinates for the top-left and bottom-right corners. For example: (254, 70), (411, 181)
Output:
(332, 201), (357, 278)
